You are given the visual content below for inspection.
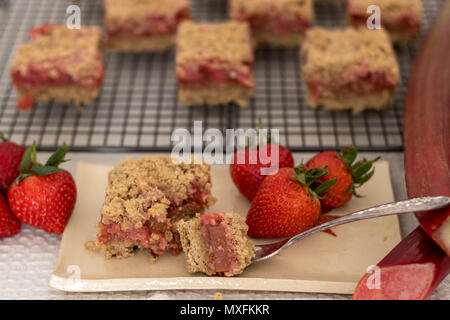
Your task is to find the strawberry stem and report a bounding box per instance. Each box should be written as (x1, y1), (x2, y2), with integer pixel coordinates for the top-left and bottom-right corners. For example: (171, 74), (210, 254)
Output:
(293, 164), (337, 200)
(0, 132), (6, 142)
(336, 145), (380, 196)
(13, 142), (68, 184)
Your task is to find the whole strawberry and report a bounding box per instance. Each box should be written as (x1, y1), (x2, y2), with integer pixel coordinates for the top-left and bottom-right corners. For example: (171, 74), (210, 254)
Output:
(246, 165), (336, 238)
(0, 193), (21, 238)
(230, 121), (294, 201)
(306, 145), (379, 208)
(0, 132), (26, 193)
(8, 143), (77, 234)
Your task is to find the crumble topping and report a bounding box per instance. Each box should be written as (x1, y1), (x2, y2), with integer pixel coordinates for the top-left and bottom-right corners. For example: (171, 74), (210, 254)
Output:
(105, 0), (190, 21)
(230, 0), (314, 21)
(11, 25), (102, 82)
(301, 27), (400, 88)
(101, 155), (212, 229)
(176, 21), (253, 68)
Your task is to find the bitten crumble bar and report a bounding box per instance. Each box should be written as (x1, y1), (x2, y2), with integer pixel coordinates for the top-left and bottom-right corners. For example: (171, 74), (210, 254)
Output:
(301, 27), (400, 113)
(176, 213), (255, 277)
(229, 0), (314, 47)
(11, 24), (104, 111)
(176, 21), (254, 107)
(93, 156), (215, 259)
(348, 0), (422, 43)
(104, 0), (190, 52)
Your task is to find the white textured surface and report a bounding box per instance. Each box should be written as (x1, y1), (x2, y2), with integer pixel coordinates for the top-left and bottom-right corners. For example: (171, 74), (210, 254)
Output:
(0, 152), (448, 300)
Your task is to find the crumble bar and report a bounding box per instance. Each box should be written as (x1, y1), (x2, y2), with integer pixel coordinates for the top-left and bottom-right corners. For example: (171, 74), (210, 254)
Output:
(11, 24), (104, 111)
(301, 27), (400, 113)
(229, 0), (314, 47)
(93, 156), (215, 259)
(176, 212), (255, 277)
(348, 0), (423, 43)
(176, 21), (254, 107)
(104, 0), (191, 52)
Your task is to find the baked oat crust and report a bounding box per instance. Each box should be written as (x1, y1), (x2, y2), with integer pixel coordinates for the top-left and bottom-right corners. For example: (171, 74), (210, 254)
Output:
(16, 86), (100, 109)
(305, 89), (397, 114)
(178, 83), (253, 107)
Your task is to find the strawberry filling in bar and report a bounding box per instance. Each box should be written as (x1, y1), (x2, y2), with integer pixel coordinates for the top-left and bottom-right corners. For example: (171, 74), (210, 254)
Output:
(306, 67), (398, 101)
(104, 0), (191, 51)
(11, 24), (104, 110)
(94, 156), (215, 259)
(176, 212), (255, 277)
(233, 9), (311, 35)
(200, 213), (237, 274)
(177, 58), (254, 89)
(105, 7), (189, 38)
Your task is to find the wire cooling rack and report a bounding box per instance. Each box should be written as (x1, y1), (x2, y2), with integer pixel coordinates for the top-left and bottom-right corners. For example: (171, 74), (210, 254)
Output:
(0, 0), (444, 152)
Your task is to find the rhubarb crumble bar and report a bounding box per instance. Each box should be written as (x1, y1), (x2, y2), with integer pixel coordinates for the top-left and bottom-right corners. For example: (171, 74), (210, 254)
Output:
(11, 24), (104, 111)
(229, 0), (314, 47)
(104, 0), (190, 51)
(176, 21), (254, 107)
(348, 0), (423, 43)
(301, 27), (400, 113)
(93, 156), (215, 259)
(176, 213), (255, 277)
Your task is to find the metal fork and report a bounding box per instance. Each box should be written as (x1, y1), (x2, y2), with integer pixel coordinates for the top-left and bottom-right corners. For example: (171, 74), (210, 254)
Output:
(253, 196), (450, 263)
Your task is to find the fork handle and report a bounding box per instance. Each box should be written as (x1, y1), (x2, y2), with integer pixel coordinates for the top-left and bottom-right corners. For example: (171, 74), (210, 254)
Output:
(281, 196), (450, 252)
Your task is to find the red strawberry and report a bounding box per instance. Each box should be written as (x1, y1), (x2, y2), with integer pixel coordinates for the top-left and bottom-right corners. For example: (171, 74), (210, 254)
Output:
(306, 145), (379, 208)
(230, 143), (294, 201)
(246, 166), (336, 238)
(0, 193), (21, 238)
(0, 132), (26, 193)
(8, 143), (77, 234)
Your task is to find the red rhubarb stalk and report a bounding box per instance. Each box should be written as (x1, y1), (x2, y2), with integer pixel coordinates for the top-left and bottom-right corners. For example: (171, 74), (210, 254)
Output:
(404, 0), (450, 255)
(352, 227), (450, 300)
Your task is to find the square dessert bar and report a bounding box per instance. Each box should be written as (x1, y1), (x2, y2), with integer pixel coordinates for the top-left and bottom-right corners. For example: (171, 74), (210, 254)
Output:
(348, 0), (422, 43)
(11, 24), (104, 111)
(229, 0), (314, 47)
(301, 27), (400, 113)
(94, 156), (215, 259)
(176, 213), (255, 277)
(104, 0), (190, 51)
(176, 21), (254, 107)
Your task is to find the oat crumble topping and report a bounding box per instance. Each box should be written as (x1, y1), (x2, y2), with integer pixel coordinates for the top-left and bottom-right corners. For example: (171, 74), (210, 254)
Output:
(100, 155), (212, 229)
(12, 25), (102, 80)
(176, 21), (253, 68)
(230, 0), (314, 21)
(301, 27), (400, 86)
